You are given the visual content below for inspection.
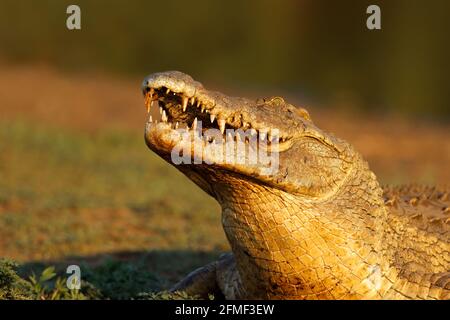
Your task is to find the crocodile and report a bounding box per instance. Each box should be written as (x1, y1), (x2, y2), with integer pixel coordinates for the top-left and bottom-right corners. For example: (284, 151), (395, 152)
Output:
(141, 71), (449, 300)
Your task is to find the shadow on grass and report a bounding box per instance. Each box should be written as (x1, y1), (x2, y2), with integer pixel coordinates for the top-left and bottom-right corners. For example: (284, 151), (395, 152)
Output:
(17, 249), (223, 299)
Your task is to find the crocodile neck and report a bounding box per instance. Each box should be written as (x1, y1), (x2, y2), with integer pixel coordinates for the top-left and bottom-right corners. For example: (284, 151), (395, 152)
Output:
(215, 158), (396, 299)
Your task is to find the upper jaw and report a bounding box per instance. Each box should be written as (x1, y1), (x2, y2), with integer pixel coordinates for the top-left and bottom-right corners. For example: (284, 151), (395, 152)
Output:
(142, 71), (202, 99)
(141, 71), (294, 144)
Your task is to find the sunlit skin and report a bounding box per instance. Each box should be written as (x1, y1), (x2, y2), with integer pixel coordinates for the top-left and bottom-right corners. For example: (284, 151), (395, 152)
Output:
(142, 71), (449, 300)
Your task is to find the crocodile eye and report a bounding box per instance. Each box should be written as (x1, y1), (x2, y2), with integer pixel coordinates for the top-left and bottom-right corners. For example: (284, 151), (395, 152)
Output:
(269, 97), (285, 105)
(295, 107), (311, 121)
(287, 105), (311, 121)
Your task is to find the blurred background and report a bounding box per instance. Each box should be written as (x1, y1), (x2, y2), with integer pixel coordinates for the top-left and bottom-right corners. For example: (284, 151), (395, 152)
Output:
(0, 0), (449, 298)
(1, 0), (450, 118)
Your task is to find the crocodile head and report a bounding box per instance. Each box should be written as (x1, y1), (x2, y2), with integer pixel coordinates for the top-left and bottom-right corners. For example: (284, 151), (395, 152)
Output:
(141, 71), (358, 201)
(141, 71), (388, 298)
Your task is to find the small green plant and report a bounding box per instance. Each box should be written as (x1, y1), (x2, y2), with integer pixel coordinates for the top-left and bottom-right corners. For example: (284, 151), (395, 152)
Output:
(0, 259), (33, 299)
(0, 259), (103, 300)
(0, 258), (218, 300)
(29, 266), (56, 299)
(28, 266), (88, 300)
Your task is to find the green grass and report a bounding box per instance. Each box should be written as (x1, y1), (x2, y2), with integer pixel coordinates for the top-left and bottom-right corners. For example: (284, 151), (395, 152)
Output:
(0, 258), (206, 300)
(0, 120), (227, 298)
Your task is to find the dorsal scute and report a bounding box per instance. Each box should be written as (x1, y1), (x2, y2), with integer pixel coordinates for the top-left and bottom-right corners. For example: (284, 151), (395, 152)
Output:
(383, 185), (450, 233)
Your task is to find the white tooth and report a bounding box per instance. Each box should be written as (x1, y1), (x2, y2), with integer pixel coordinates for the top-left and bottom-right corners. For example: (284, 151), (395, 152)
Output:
(190, 97), (195, 105)
(149, 115), (153, 122)
(260, 131), (266, 141)
(182, 97), (188, 112)
(193, 117), (198, 130)
(162, 110), (167, 122)
(268, 131), (273, 142)
(210, 114), (216, 123)
(159, 107), (163, 114)
(219, 119), (226, 134)
(197, 100), (201, 107)
(243, 121), (248, 128)
(175, 122), (179, 129)
(227, 132), (233, 142)
(150, 88), (155, 95)
(201, 105), (205, 113)
(166, 88), (170, 94)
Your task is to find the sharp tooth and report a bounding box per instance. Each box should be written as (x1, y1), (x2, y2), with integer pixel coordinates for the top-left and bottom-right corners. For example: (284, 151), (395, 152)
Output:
(159, 107), (163, 114)
(182, 97), (188, 112)
(193, 117), (198, 130)
(201, 105), (205, 113)
(218, 119), (226, 134)
(162, 110), (167, 122)
(190, 97), (195, 105)
(260, 131), (266, 141)
(149, 115), (153, 122)
(197, 100), (201, 107)
(249, 129), (257, 142)
(166, 88), (170, 94)
(210, 114), (216, 123)
(175, 122), (179, 129)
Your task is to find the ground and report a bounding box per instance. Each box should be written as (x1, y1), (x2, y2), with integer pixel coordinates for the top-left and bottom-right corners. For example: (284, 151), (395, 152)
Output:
(0, 64), (448, 299)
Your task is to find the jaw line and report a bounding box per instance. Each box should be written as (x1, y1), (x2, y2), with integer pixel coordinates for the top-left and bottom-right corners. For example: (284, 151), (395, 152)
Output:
(144, 121), (289, 181)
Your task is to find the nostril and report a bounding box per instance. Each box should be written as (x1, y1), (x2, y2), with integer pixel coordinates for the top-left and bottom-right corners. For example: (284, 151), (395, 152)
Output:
(141, 77), (152, 92)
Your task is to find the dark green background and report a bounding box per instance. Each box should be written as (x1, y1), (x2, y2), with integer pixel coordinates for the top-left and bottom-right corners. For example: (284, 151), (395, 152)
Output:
(0, 0), (449, 119)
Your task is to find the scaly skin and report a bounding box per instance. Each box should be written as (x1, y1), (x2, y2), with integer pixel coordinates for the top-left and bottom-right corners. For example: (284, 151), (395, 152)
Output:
(141, 71), (449, 300)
